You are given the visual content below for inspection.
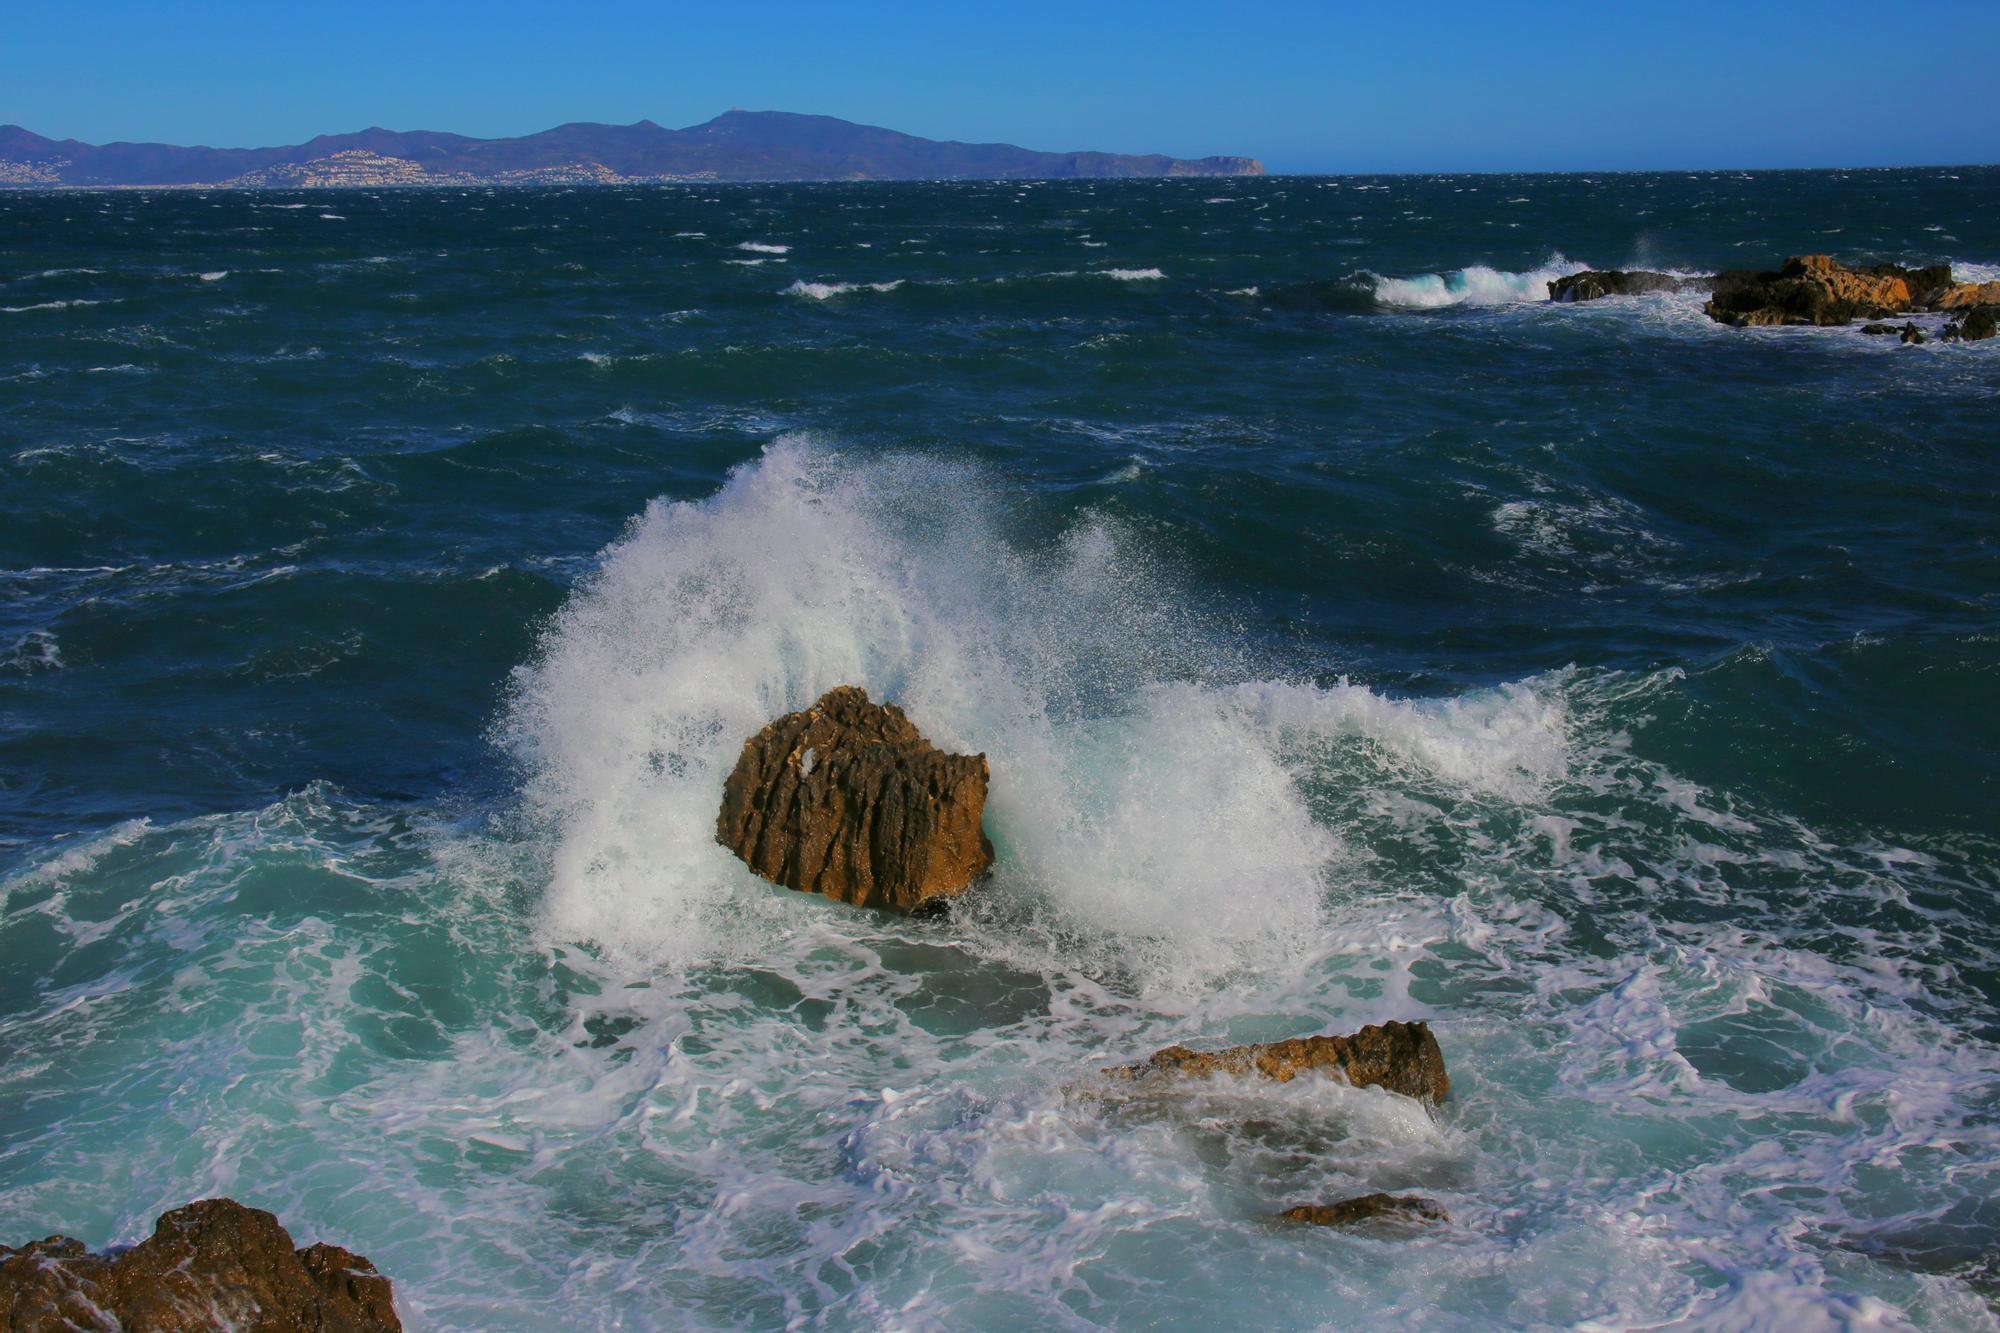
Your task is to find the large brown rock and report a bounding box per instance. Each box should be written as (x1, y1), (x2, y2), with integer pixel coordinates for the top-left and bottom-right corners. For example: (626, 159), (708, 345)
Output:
(1278, 1193), (1450, 1227)
(1547, 270), (1707, 302)
(1101, 1020), (1449, 1105)
(0, 1198), (400, 1332)
(1704, 254), (1915, 327)
(716, 685), (994, 914)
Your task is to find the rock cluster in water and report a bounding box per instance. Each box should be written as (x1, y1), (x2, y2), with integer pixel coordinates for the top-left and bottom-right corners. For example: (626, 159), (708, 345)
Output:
(1101, 1020), (1450, 1105)
(0, 1198), (400, 1332)
(1548, 255), (1997, 340)
(716, 686), (995, 914)
(1704, 255), (1954, 327)
(720, 699), (1452, 1229)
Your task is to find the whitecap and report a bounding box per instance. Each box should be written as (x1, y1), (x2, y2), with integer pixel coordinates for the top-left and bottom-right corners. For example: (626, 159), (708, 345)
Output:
(782, 279), (903, 300)
(2, 299), (108, 313)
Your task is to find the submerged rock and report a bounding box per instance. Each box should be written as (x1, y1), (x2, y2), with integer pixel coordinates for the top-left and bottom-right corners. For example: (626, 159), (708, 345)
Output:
(1547, 270), (1706, 302)
(0, 1197), (400, 1332)
(1858, 320), (1930, 340)
(716, 685), (994, 914)
(1278, 1193), (1450, 1228)
(1102, 1020), (1449, 1105)
(1704, 254), (1915, 327)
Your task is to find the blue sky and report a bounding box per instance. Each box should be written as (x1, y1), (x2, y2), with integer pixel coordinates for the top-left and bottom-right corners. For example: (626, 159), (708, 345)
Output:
(4, 0), (1996, 172)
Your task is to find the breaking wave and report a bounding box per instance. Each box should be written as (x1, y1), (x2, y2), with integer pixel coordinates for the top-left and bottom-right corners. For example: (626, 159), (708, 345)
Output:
(783, 279), (905, 300)
(501, 439), (1567, 988)
(1370, 254), (1588, 308)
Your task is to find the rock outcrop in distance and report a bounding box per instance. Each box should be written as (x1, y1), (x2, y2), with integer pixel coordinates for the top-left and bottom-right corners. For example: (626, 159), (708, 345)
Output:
(0, 1198), (400, 1332)
(1703, 255), (1947, 327)
(1278, 1193), (1450, 1228)
(0, 111), (1263, 186)
(1101, 1020), (1450, 1105)
(1550, 256), (1998, 340)
(717, 686), (994, 915)
(1547, 270), (1710, 301)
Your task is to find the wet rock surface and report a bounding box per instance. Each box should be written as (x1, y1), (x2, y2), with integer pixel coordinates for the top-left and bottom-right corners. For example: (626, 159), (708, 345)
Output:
(1942, 306), (1997, 342)
(1278, 1193), (1450, 1228)
(1102, 1020), (1449, 1105)
(716, 685), (994, 914)
(1547, 270), (1706, 302)
(0, 1198), (401, 1332)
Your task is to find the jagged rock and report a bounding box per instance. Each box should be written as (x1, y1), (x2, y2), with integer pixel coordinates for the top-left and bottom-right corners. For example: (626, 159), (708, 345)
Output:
(716, 686), (994, 914)
(1860, 262), (1955, 307)
(1704, 254), (1915, 327)
(1101, 1020), (1449, 1105)
(1900, 322), (1928, 345)
(1929, 280), (2000, 311)
(1278, 1193), (1450, 1227)
(1547, 270), (1707, 302)
(1953, 306), (1997, 341)
(0, 1198), (400, 1332)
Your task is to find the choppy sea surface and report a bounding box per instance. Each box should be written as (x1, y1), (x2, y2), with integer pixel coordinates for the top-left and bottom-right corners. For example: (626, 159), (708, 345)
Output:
(3, 169), (1999, 1330)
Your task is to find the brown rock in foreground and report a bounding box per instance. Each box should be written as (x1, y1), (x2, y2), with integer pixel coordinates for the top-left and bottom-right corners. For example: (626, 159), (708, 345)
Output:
(1704, 254), (1918, 328)
(717, 686), (994, 914)
(1279, 1193), (1449, 1228)
(1101, 1020), (1449, 1105)
(0, 1198), (400, 1332)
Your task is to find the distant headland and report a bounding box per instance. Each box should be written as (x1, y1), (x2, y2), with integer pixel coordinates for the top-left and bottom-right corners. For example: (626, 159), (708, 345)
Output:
(0, 109), (1264, 187)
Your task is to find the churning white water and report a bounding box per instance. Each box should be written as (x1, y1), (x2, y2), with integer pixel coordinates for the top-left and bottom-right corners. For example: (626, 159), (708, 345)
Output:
(6, 441), (1995, 1329)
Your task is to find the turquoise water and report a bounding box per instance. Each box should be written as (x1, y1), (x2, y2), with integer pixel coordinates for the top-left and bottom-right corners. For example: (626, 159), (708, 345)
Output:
(3, 170), (1999, 1329)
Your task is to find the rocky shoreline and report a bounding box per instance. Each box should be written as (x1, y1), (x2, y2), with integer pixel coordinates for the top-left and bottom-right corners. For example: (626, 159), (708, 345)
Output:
(1548, 255), (1998, 340)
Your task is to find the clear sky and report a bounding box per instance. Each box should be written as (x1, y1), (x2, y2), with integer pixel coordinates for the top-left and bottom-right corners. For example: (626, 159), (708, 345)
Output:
(4, 0), (1996, 173)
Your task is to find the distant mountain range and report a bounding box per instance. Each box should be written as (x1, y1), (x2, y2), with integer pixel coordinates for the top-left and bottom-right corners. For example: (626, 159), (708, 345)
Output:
(0, 110), (1263, 187)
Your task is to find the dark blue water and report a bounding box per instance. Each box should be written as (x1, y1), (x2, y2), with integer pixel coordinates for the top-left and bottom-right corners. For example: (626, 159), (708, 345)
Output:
(3, 170), (1998, 1329)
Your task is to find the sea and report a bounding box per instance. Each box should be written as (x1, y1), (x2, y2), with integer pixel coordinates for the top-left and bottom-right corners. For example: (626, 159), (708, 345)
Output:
(3, 168), (1998, 1330)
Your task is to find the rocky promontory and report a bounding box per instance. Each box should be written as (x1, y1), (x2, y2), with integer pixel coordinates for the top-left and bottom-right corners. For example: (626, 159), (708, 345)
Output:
(717, 686), (994, 914)
(0, 1198), (400, 1332)
(1549, 255), (1997, 340)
